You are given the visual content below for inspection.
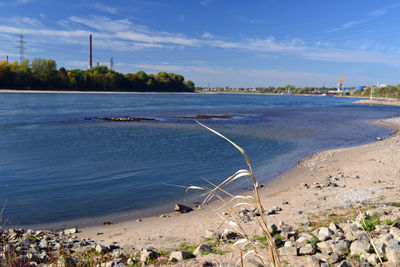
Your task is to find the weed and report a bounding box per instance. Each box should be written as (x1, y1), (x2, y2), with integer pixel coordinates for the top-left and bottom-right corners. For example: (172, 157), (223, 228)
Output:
(187, 122), (281, 266)
(361, 214), (381, 231)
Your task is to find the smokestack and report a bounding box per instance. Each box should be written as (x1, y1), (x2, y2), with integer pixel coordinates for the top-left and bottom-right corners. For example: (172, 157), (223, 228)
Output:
(89, 34), (92, 69)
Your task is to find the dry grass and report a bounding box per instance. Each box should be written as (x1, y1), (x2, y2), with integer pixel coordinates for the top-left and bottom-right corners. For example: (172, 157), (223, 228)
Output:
(187, 121), (281, 267)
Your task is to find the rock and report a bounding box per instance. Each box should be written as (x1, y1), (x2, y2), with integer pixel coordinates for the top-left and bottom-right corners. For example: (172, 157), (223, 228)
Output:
(284, 241), (295, 247)
(300, 183), (308, 188)
(38, 239), (48, 249)
(58, 257), (76, 267)
(246, 259), (263, 267)
(380, 233), (394, 244)
(160, 214), (168, 218)
(281, 231), (297, 240)
(299, 244), (316, 255)
(357, 232), (370, 241)
(268, 223), (278, 233)
(304, 221), (312, 227)
(278, 246), (297, 256)
(350, 240), (371, 255)
(194, 244), (212, 256)
(343, 223), (362, 241)
(278, 221), (293, 232)
(376, 137), (382, 141)
(140, 248), (159, 262)
(331, 240), (350, 256)
(329, 222), (340, 233)
(63, 228), (78, 235)
(372, 239), (385, 255)
(27, 253), (40, 263)
(174, 204), (193, 213)
(390, 226), (400, 240)
(96, 243), (107, 253)
(106, 259), (127, 267)
(306, 256), (320, 267)
(318, 227), (334, 241)
(336, 260), (351, 267)
(222, 229), (241, 240)
(386, 243), (400, 265)
(205, 230), (221, 240)
(367, 253), (378, 266)
(366, 209), (385, 217)
(126, 258), (136, 265)
(317, 241), (334, 254)
(169, 251), (192, 261)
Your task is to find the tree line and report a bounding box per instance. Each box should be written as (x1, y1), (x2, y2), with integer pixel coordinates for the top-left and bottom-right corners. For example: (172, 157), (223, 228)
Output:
(0, 59), (195, 92)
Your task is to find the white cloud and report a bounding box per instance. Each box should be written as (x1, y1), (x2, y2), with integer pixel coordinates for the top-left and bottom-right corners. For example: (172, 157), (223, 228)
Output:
(94, 2), (117, 14)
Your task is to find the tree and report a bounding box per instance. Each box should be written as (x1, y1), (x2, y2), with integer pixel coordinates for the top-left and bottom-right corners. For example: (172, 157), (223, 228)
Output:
(185, 80), (195, 91)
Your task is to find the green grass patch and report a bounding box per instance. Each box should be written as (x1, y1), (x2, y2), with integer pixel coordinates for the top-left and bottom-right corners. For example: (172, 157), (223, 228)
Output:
(361, 214), (381, 231)
(178, 244), (197, 254)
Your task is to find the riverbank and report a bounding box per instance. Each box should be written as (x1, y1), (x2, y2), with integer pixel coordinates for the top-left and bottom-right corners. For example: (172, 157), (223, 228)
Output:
(0, 89), (197, 94)
(354, 98), (400, 106)
(69, 116), (400, 264)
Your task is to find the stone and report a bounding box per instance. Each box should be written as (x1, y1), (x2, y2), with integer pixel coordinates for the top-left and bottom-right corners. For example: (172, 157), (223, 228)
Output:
(278, 246), (297, 256)
(278, 221), (293, 232)
(38, 239), (48, 249)
(222, 229), (241, 240)
(366, 209), (385, 217)
(246, 259), (263, 267)
(205, 230), (221, 240)
(27, 253), (40, 263)
(299, 244), (316, 255)
(268, 223), (278, 233)
(386, 243), (400, 265)
(367, 253), (378, 266)
(343, 223), (362, 241)
(140, 248), (159, 262)
(169, 251), (192, 261)
(284, 241), (295, 247)
(281, 231), (297, 240)
(327, 253), (340, 264)
(372, 240), (385, 255)
(126, 258), (136, 265)
(329, 222), (340, 232)
(63, 228), (78, 235)
(174, 203), (193, 213)
(106, 259), (127, 267)
(96, 243), (107, 253)
(306, 256), (320, 267)
(390, 226), (400, 240)
(336, 260), (351, 267)
(317, 241), (334, 254)
(58, 257), (76, 267)
(194, 244), (212, 256)
(319, 227), (334, 241)
(380, 233), (394, 244)
(350, 240), (371, 255)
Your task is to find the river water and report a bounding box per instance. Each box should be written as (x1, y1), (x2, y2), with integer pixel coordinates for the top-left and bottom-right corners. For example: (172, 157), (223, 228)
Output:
(0, 93), (399, 227)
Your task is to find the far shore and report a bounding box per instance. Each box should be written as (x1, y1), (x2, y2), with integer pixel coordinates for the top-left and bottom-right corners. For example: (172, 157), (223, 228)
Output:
(0, 89), (197, 95)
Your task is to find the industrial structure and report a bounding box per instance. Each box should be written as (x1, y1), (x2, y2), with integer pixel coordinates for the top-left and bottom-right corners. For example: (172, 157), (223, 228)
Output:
(88, 34), (93, 69)
(17, 32), (27, 63)
(337, 75), (343, 91)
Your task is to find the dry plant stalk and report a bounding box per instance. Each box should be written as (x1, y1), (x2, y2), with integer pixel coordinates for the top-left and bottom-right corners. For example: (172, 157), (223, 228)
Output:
(187, 121), (281, 267)
(356, 207), (385, 266)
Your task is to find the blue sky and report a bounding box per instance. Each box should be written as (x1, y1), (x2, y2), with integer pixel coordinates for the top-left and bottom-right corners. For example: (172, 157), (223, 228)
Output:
(1, 0), (400, 87)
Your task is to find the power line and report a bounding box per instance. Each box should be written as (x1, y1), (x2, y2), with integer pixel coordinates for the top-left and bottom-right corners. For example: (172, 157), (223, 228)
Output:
(16, 32), (27, 63)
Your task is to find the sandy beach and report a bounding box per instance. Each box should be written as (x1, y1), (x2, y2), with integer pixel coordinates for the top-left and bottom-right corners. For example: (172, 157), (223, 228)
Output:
(71, 115), (400, 265)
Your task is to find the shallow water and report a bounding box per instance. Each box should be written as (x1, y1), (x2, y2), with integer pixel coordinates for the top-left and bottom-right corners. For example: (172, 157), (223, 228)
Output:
(0, 93), (399, 226)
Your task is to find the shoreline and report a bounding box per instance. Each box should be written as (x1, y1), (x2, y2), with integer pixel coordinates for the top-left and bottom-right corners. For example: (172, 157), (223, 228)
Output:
(70, 115), (400, 253)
